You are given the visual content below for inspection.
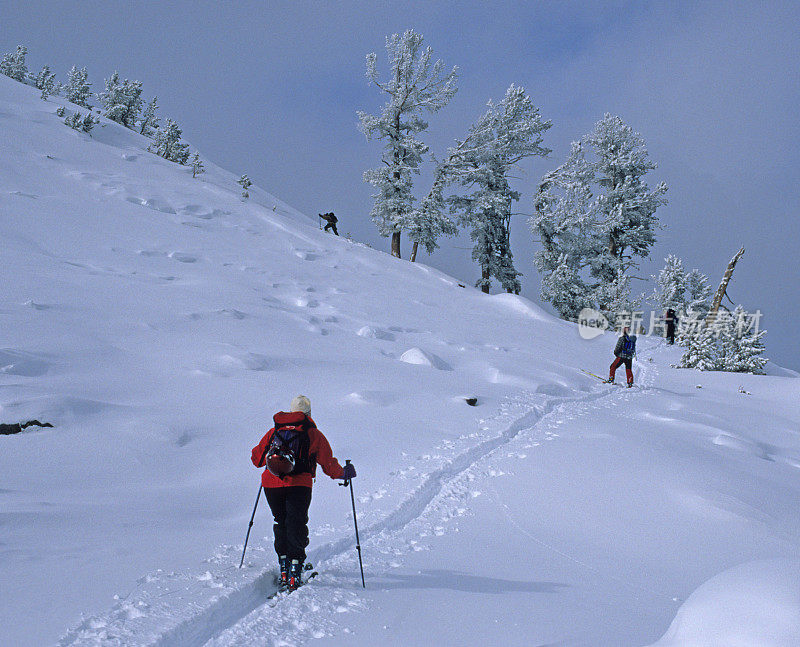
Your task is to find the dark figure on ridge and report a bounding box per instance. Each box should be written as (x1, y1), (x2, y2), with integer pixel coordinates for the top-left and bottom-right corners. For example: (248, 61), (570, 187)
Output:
(319, 212), (339, 235)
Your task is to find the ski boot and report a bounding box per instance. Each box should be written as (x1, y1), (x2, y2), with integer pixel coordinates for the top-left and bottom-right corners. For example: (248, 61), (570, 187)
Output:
(626, 382), (634, 388)
(278, 555), (289, 588)
(289, 559), (304, 590)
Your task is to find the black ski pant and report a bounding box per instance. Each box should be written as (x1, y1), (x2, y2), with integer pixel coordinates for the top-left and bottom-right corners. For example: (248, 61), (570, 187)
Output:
(264, 486), (312, 563)
(666, 323), (675, 344)
(324, 222), (339, 235)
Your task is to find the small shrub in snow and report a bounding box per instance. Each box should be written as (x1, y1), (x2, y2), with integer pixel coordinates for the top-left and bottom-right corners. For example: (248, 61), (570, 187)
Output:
(238, 174), (252, 199)
(64, 110), (96, 134)
(35, 65), (58, 100)
(139, 96), (160, 136)
(190, 153), (205, 178)
(56, 106), (66, 118)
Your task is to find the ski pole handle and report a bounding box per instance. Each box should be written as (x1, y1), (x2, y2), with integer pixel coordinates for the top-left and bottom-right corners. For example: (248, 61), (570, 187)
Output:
(339, 459), (352, 486)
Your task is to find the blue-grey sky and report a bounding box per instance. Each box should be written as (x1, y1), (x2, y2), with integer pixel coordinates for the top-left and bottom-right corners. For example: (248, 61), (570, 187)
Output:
(3, 1), (799, 370)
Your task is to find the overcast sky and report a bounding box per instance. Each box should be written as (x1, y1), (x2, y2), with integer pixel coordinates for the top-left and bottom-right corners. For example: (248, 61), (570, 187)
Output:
(3, 1), (798, 370)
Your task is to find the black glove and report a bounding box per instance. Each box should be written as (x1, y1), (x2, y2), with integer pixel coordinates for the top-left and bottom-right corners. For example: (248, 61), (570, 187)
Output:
(341, 463), (356, 480)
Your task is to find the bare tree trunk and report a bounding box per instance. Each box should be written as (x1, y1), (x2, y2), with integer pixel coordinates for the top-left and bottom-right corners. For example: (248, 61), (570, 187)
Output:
(481, 267), (491, 294)
(391, 231), (401, 258)
(706, 247), (745, 326)
(410, 241), (418, 262)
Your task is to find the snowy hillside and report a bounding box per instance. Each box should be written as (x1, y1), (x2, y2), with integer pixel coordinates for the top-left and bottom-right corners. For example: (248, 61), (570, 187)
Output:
(2, 74), (800, 647)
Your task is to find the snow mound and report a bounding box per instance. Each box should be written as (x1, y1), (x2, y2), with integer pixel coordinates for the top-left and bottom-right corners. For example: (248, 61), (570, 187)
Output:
(489, 293), (552, 321)
(400, 347), (452, 371)
(648, 559), (800, 647)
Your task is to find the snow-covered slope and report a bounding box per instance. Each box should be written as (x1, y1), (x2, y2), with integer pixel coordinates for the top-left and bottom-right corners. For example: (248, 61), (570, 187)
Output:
(2, 75), (799, 647)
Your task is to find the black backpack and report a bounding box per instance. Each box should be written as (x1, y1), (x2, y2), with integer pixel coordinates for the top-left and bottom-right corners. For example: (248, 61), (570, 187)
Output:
(266, 419), (314, 478)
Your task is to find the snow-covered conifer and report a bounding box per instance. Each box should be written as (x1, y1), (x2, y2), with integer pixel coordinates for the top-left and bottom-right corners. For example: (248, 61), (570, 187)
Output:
(677, 323), (719, 371)
(190, 153), (205, 178)
(238, 174), (252, 199)
(409, 167), (458, 261)
(596, 270), (640, 328)
(99, 72), (143, 128)
(358, 30), (458, 258)
(586, 114), (668, 299)
(64, 110), (94, 134)
(540, 253), (591, 320)
(720, 306), (768, 374)
(139, 96), (160, 136)
(446, 85), (551, 293)
(35, 65), (58, 100)
(533, 115), (666, 319)
(0, 45), (28, 82)
(685, 268), (712, 317)
(652, 255), (687, 311)
(148, 119), (190, 164)
(531, 142), (597, 317)
(65, 66), (92, 108)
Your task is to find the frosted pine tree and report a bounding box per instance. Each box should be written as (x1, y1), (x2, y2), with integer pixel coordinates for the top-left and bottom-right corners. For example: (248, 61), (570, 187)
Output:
(721, 306), (768, 374)
(148, 119), (190, 164)
(358, 30), (458, 258)
(408, 167), (458, 261)
(238, 175), (252, 199)
(139, 96), (160, 136)
(677, 324), (719, 371)
(533, 115), (666, 319)
(586, 115), (667, 300)
(190, 153), (205, 178)
(99, 72), (143, 128)
(448, 85), (551, 293)
(540, 253), (591, 320)
(685, 268), (712, 316)
(65, 66), (92, 108)
(532, 142), (598, 317)
(0, 45), (28, 82)
(35, 66), (58, 100)
(651, 255), (687, 311)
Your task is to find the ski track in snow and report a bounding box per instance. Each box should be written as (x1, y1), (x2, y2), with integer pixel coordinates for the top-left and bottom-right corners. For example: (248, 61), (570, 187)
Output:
(59, 355), (656, 647)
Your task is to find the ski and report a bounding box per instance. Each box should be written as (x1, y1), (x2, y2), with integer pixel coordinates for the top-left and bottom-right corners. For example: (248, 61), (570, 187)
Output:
(581, 369), (611, 383)
(581, 369), (628, 387)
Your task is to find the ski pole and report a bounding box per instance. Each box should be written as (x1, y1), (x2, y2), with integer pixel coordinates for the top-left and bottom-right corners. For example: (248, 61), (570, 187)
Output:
(239, 446), (269, 568)
(339, 459), (365, 588)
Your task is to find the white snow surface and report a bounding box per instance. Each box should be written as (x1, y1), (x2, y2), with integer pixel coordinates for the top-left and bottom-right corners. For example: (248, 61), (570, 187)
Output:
(1, 75), (799, 647)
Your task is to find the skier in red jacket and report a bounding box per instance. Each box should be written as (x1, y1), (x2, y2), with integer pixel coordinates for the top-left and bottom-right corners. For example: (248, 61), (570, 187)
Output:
(251, 395), (355, 589)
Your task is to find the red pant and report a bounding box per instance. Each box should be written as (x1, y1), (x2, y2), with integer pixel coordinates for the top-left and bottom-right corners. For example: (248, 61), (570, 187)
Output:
(609, 356), (633, 384)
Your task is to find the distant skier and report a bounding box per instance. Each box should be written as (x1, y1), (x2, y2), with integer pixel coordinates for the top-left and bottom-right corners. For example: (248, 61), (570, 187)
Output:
(251, 395), (355, 589)
(665, 308), (678, 345)
(319, 212), (339, 235)
(608, 326), (637, 387)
